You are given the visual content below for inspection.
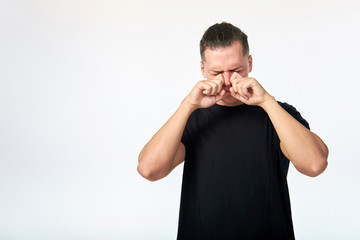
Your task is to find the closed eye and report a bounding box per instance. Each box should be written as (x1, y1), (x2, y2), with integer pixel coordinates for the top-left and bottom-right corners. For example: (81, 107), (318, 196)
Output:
(212, 72), (222, 75)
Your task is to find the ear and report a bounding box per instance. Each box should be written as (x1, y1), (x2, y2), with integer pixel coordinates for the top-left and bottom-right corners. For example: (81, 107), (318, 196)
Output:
(248, 55), (253, 73)
(200, 61), (207, 78)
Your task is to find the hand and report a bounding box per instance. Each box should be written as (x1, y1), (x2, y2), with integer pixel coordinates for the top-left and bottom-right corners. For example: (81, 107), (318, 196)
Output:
(185, 74), (226, 109)
(229, 72), (273, 107)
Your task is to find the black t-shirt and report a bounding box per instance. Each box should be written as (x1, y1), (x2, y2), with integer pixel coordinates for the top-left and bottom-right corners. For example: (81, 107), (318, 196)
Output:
(177, 102), (309, 240)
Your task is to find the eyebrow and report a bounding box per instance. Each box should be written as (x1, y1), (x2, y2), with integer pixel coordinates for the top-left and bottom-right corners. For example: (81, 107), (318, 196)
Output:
(230, 66), (243, 71)
(210, 66), (243, 73)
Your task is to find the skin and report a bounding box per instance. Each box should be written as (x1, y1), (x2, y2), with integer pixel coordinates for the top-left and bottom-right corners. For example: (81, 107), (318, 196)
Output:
(138, 41), (328, 181)
(199, 40), (253, 107)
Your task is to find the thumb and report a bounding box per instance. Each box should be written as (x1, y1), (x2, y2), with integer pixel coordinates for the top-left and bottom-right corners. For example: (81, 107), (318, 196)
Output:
(215, 89), (226, 102)
(230, 72), (242, 82)
(215, 73), (224, 82)
(215, 73), (223, 79)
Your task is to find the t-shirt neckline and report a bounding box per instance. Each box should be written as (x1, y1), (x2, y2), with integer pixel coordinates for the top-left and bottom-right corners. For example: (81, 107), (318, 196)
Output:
(213, 103), (247, 109)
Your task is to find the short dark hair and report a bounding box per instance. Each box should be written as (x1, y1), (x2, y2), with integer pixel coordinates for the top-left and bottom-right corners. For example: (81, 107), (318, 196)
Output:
(200, 22), (249, 61)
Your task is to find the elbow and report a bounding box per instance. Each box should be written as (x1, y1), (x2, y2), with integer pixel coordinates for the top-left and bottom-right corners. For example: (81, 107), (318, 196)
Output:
(307, 156), (328, 177)
(308, 136), (329, 177)
(137, 163), (161, 182)
(137, 148), (174, 182)
(137, 154), (167, 181)
(137, 151), (157, 181)
(309, 145), (329, 177)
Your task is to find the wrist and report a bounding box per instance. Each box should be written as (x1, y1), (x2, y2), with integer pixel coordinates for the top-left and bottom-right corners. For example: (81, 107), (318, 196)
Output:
(181, 97), (198, 113)
(259, 94), (276, 110)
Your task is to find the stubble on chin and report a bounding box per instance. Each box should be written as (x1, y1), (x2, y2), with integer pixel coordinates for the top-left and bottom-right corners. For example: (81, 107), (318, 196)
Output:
(217, 93), (243, 106)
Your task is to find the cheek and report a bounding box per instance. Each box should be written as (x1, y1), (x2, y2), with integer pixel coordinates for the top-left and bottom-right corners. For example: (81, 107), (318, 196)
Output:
(240, 69), (249, 77)
(207, 72), (217, 79)
(203, 71), (211, 79)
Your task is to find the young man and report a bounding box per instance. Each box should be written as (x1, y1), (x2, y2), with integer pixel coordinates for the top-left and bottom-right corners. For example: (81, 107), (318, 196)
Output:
(138, 22), (328, 239)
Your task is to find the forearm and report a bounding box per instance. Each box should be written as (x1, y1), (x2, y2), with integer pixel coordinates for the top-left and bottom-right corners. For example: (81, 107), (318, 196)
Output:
(260, 97), (328, 177)
(138, 100), (195, 180)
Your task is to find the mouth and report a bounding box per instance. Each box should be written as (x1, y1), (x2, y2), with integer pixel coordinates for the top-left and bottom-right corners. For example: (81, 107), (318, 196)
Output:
(222, 87), (231, 92)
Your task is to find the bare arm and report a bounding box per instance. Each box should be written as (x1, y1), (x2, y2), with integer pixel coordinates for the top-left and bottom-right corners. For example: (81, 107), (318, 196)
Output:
(138, 77), (225, 181)
(137, 101), (193, 181)
(261, 99), (328, 177)
(230, 73), (328, 177)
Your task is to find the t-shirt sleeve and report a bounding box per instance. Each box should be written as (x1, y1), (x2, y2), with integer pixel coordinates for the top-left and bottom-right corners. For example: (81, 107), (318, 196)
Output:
(278, 101), (310, 130)
(277, 101), (310, 175)
(181, 123), (190, 149)
(180, 109), (199, 161)
(181, 112), (194, 161)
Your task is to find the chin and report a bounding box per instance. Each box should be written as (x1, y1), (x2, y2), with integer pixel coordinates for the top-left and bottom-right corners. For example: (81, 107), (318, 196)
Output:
(218, 94), (243, 106)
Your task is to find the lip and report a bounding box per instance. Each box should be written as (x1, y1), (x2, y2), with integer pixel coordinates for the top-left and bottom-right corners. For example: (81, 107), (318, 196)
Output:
(223, 87), (230, 92)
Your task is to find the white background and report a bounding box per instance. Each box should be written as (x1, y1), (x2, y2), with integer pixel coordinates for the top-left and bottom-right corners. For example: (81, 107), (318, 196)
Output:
(1, 0), (359, 239)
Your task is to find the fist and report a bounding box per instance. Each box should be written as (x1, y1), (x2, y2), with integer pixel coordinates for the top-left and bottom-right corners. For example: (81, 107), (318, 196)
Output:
(185, 74), (226, 109)
(229, 72), (272, 106)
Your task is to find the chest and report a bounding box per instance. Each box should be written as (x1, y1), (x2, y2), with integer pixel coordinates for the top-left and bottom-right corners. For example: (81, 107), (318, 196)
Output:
(185, 107), (281, 178)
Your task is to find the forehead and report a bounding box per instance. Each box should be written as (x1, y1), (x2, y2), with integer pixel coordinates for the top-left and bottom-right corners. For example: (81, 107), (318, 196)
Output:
(203, 41), (247, 69)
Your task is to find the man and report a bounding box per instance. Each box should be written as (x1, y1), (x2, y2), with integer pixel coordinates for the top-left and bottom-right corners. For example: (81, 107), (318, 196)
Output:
(138, 22), (328, 239)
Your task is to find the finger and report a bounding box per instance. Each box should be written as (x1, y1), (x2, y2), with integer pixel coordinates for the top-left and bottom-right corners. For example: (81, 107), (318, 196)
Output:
(210, 79), (223, 94)
(230, 72), (242, 82)
(230, 87), (240, 99)
(215, 89), (226, 102)
(239, 95), (250, 103)
(230, 87), (235, 95)
(206, 81), (218, 95)
(230, 77), (237, 87)
(212, 76), (224, 86)
(241, 80), (254, 99)
(230, 86), (249, 103)
(230, 81), (247, 100)
(238, 84), (249, 100)
(241, 84), (249, 97)
(234, 79), (246, 97)
(231, 81), (239, 93)
(202, 81), (219, 96)
(215, 73), (224, 83)
(232, 80), (241, 93)
(231, 76), (243, 93)
(201, 82), (212, 95)
(214, 75), (224, 90)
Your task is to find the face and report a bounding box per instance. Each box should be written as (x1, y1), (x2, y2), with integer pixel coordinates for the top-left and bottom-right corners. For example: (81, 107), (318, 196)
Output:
(201, 41), (252, 106)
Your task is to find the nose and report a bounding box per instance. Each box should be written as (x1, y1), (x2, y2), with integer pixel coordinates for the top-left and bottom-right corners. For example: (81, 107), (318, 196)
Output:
(222, 72), (233, 86)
